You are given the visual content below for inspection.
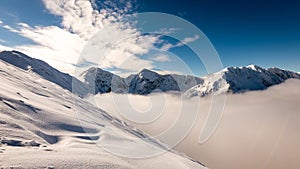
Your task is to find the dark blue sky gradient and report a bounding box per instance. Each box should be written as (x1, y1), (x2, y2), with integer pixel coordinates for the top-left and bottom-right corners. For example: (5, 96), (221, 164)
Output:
(138, 0), (300, 71)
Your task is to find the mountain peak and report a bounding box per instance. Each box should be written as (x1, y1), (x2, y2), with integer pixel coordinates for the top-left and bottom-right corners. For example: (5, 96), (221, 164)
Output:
(221, 65), (264, 73)
(138, 68), (159, 80)
(85, 67), (111, 75)
(140, 68), (154, 72)
(80, 66), (126, 94)
(139, 68), (158, 75)
(185, 65), (300, 97)
(245, 64), (264, 72)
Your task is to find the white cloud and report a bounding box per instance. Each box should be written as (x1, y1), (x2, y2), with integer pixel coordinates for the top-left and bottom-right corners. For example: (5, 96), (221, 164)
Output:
(149, 54), (171, 62)
(0, 0), (163, 75)
(161, 34), (200, 51)
(181, 34), (200, 44)
(41, 0), (136, 40)
(0, 39), (7, 43)
(17, 22), (30, 28)
(0, 44), (13, 51)
(0, 22), (85, 74)
(42, 0), (101, 40)
(155, 28), (179, 35)
(3, 25), (17, 32)
(3, 0), (199, 76)
(76, 22), (158, 75)
(152, 69), (183, 75)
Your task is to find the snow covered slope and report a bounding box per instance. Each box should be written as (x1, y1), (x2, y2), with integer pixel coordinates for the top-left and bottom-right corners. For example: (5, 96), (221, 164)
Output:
(0, 60), (206, 168)
(185, 65), (300, 97)
(0, 51), (89, 97)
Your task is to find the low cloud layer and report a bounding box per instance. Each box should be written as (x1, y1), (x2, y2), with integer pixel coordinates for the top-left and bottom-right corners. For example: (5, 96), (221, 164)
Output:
(88, 79), (300, 169)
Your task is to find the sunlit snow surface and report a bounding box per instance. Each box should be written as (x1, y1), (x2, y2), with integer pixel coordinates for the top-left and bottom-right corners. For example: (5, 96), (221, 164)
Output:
(0, 60), (206, 169)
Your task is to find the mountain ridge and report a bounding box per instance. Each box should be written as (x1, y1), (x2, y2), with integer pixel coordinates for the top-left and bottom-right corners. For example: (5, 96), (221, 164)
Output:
(185, 65), (300, 97)
(81, 66), (203, 95)
(0, 50), (89, 97)
(1, 50), (299, 97)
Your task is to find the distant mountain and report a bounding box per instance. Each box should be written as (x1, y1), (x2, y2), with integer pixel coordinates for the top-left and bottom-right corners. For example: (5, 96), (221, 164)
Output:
(125, 69), (203, 94)
(80, 67), (127, 94)
(0, 51), (89, 97)
(81, 67), (203, 95)
(1, 50), (299, 98)
(185, 65), (300, 97)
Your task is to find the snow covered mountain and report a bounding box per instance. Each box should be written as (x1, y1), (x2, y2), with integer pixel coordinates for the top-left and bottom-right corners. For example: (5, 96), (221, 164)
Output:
(77, 64), (300, 97)
(80, 67), (127, 94)
(0, 56), (206, 168)
(1, 50), (299, 98)
(0, 51), (89, 97)
(0, 51), (202, 96)
(126, 69), (203, 94)
(185, 65), (300, 97)
(81, 67), (203, 95)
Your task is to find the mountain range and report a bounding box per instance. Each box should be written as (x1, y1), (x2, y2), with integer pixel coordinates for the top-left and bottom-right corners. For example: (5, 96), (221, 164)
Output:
(1, 50), (299, 97)
(80, 67), (203, 95)
(185, 65), (300, 97)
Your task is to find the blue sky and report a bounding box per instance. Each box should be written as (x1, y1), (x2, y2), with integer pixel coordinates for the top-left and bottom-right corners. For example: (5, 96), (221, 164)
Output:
(139, 0), (300, 71)
(0, 0), (299, 76)
(0, 0), (59, 45)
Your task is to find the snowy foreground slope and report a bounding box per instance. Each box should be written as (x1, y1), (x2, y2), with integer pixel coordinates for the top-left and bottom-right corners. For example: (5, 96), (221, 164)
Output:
(0, 61), (206, 168)
(0, 51), (88, 97)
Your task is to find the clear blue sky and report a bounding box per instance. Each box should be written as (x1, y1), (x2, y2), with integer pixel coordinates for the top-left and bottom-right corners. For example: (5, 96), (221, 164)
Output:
(0, 0), (299, 76)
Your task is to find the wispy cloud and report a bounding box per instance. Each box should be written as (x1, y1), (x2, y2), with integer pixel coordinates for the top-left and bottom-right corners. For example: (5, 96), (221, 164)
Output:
(2, 25), (16, 32)
(161, 34), (200, 51)
(0, 38), (7, 44)
(149, 54), (172, 62)
(0, 21), (84, 73)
